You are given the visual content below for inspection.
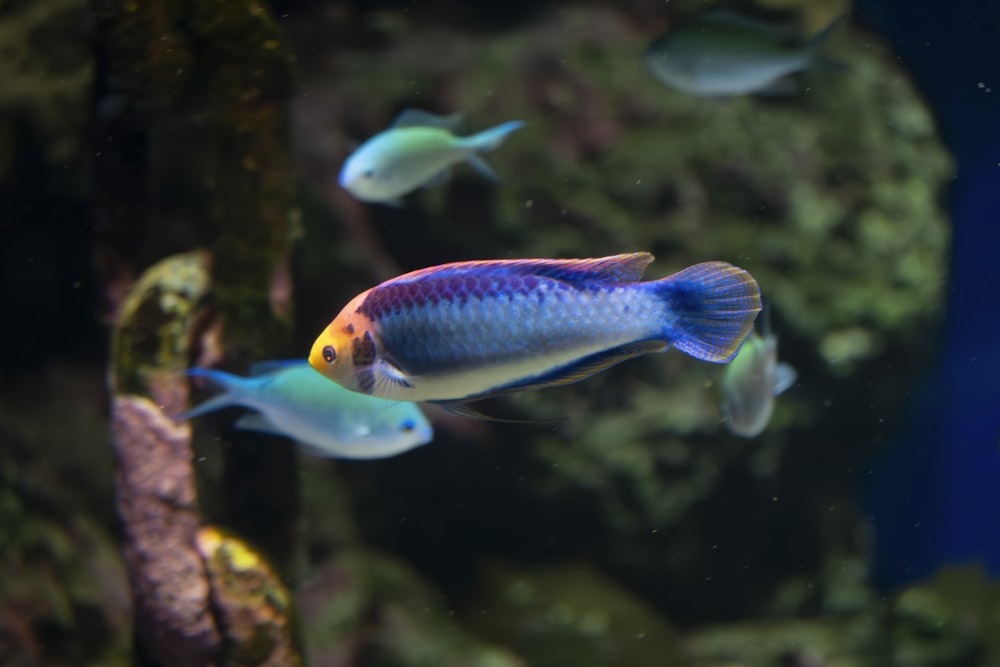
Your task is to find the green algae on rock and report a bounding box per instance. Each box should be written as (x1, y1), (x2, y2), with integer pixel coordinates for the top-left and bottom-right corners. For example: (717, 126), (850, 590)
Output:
(197, 527), (302, 667)
(465, 559), (681, 667)
(299, 548), (523, 667)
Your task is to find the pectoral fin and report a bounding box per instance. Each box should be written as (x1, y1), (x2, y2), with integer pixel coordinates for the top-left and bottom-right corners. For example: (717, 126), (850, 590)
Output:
(773, 362), (797, 395)
(423, 168), (452, 188)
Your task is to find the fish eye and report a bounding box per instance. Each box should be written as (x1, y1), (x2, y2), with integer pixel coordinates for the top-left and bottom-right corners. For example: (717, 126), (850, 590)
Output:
(401, 419), (416, 432)
(362, 169), (375, 179)
(322, 345), (336, 363)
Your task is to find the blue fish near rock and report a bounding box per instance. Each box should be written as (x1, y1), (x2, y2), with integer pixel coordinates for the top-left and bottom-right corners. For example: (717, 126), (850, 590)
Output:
(643, 11), (848, 97)
(339, 109), (525, 205)
(178, 360), (433, 459)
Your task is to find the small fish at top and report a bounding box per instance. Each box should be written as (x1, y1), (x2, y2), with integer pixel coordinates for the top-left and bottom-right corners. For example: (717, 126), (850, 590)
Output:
(177, 360), (433, 459)
(643, 11), (848, 97)
(309, 253), (761, 417)
(339, 108), (525, 205)
(720, 313), (797, 438)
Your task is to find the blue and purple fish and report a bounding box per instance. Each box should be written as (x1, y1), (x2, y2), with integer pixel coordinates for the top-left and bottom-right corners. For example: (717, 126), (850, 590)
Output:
(309, 253), (761, 413)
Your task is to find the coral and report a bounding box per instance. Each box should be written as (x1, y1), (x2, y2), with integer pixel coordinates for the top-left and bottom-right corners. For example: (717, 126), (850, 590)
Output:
(197, 527), (300, 667)
(464, 560), (681, 667)
(111, 395), (221, 666)
(299, 547), (523, 667)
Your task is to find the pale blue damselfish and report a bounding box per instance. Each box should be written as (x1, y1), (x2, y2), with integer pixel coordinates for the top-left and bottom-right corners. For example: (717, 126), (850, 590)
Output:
(178, 360), (433, 459)
(338, 108), (524, 205)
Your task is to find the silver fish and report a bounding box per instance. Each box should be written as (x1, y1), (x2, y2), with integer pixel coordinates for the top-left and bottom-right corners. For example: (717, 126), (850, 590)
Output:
(721, 320), (797, 438)
(339, 109), (524, 205)
(644, 11), (847, 97)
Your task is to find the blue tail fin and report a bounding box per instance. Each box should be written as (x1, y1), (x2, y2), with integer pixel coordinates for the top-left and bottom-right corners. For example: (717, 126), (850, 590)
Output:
(175, 368), (250, 421)
(461, 120), (525, 154)
(657, 261), (762, 363)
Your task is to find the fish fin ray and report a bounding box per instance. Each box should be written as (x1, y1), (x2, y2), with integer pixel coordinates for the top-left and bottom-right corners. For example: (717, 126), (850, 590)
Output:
(773, 362), (797, 395)
(391, 108), (464, 130)
(393, 253), (655, 287)
(526, 253), (655, 283)
(434, 401), (566, 424)
(175, 368), (247, 421)
(657, 261), (762, 363)
(459, 120), (525, 154)
(467, 155), (498, 181)
(805, 14), (848, 53)
(368, 359), (414, 402)
(699, 10), (798, 40)
(423, 168), (452, 188)
(174, 394), (236, 422)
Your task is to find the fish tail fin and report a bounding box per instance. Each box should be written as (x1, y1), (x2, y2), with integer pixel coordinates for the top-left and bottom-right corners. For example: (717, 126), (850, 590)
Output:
(805, 15), (850, 71)
(655, 261), (762, 363)
(461, 120), (526, 154)
(174, 368), (249, 421)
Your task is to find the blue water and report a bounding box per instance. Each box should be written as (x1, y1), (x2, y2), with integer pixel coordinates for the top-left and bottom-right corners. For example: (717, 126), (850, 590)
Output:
(861, 0), (1000, 588)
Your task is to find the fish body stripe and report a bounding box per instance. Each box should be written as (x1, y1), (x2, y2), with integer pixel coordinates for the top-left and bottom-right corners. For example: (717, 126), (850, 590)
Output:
(359, 276), (664, 377)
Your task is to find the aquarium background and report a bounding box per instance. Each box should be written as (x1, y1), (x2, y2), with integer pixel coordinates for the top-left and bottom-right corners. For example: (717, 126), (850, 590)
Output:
(1, 0), (998, 664)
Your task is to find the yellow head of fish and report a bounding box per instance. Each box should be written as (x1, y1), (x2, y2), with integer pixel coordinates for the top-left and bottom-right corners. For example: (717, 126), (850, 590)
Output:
(308, 292), (377, 393)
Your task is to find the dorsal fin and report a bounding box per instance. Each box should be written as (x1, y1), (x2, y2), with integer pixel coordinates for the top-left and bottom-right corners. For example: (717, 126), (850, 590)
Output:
(524, 253), (655, 283)
(248, 359), (308, 376)
(398, 253), (656, 286)
(391, 109), (464, 131)
(699, 10), (798, 41)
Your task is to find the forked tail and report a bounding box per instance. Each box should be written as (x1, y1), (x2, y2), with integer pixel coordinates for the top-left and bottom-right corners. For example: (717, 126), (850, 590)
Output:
(656, 261), (762, 363)
(461, 120), (526, 153)
(174, 368), (250, 421)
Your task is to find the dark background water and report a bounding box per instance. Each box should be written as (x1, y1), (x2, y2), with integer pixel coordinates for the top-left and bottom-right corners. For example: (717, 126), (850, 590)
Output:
(860, 0), (1000, 587)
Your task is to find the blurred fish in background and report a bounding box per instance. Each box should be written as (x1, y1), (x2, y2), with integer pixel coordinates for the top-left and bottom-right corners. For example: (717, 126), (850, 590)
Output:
(720, 309), (797, 438)
(339, 108), (525, 205)
(643, 10), (848, 97)
(179, 360), (434, 459)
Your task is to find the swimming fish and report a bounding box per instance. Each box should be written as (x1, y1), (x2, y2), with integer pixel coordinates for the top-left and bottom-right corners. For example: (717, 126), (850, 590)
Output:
(339, 108), (525, 205)
(643, 11), (847, 97)
(720, 318), (797, 438)
(309, 253), (761, 414)
(178, 360), (433, 459)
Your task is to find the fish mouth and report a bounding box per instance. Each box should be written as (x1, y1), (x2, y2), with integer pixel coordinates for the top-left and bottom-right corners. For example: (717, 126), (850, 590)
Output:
(307, 343), (329, 375)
